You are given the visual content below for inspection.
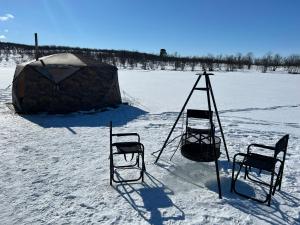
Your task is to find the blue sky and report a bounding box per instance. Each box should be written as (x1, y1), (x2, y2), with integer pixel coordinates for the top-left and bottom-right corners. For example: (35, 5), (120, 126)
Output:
(0, 0), (300, 57)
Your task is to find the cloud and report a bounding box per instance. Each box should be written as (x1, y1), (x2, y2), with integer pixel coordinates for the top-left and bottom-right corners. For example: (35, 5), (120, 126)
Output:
(0, 35), (6, 39)
(0, 13), (15, 21)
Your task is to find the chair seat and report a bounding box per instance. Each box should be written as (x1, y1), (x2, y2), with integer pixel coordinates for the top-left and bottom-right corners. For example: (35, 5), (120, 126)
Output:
(112, 142), (143, 153)
(187, 127), (211, 135)
(244, 153), (276, 172)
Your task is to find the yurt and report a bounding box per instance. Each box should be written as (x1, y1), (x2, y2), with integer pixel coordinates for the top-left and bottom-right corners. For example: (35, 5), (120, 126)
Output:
(12, 53), (122, 113)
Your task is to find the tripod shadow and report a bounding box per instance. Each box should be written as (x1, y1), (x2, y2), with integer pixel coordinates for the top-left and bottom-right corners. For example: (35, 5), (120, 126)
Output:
(113, 172), (185, 225)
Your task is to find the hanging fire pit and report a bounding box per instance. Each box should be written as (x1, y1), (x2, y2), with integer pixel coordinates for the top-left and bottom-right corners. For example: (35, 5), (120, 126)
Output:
(154, 71), (230, 199)
(181, 132), (221, 162)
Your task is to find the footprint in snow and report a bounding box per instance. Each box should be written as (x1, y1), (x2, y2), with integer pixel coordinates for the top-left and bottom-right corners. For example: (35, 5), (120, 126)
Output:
(52, 157), (59, 163)
(22, 146), (30, 151)
(64, 195), (76, 200)
(32, 179), (44, 184)
(80, 203), (94, 210)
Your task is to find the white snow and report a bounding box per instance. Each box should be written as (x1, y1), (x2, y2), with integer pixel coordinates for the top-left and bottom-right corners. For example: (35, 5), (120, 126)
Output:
(118, 70), (300, 114)
(0, 67), (300, 224)
(0, 67), (14, 89)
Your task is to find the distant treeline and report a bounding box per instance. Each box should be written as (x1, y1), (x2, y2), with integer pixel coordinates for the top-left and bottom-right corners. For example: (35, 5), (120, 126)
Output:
(0, 41), (300, 74)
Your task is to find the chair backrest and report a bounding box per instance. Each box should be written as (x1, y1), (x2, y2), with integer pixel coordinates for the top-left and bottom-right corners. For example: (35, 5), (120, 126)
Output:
(187, 109), (212, 119)
(186, 109), (212, 126)
(275, 134), (289, 157)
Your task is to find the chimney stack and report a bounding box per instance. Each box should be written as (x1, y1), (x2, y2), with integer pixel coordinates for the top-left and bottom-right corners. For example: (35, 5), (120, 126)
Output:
(34, 33), (39, 61)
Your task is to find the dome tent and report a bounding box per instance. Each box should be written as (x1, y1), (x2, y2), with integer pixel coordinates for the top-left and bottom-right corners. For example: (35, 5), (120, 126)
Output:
(12, 53), (122, 113)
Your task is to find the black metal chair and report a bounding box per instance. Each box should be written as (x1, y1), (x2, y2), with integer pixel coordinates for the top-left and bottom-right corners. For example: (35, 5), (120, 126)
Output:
(231, 134), (289, 206)
(180, 109), (221, 162)
(185, 109), (213, 144)
(109, 121), (145, 185)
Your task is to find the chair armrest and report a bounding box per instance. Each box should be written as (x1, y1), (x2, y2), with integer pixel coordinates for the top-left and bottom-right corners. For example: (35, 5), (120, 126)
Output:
(233, 152), (248, 161)
(112, 133), (140, 142)
(247, 143), (276, 153)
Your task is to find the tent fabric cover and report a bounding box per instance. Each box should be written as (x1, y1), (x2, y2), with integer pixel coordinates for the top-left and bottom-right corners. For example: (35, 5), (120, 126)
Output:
(12, 53), (122, 113)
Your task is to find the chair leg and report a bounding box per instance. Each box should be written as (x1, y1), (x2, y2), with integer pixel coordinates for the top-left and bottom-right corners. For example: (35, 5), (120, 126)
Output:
(278, 165), (284, 191)
(110, 150), (145, 184)
(231, 156), (244, 192)
(231, 158), (236, 192)
(272, 168), (282, 195)
(268, 171), (275, 206)
(141, 151), (145, 182)
(244, 166), (248, 180)
(232, 165), (273, 206)
(232, 164), (243, 193)
(110, 155), (113, 186)
(110, 171), (113, 186)
(272, 179), (278, 196)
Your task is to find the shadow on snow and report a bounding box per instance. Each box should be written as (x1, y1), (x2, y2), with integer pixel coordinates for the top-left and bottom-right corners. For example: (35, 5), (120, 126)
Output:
(113, 172), (185, 225)
(20, 104), (147, 130)
(154, 157), (298, 224)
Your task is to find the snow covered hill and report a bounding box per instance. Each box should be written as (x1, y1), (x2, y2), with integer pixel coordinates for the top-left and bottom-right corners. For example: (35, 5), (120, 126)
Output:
(0, 68), (299, 224)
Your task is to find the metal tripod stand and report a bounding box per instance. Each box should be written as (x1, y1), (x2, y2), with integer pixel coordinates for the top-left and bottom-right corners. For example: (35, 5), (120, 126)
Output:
(154, 71), (230, 199)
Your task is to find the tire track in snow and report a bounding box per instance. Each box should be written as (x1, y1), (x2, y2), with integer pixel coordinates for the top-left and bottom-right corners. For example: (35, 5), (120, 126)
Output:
(219, 104), (300, 114)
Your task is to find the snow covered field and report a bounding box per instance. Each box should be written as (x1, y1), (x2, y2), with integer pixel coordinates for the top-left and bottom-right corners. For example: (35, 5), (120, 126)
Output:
(0, 68), (300, 224)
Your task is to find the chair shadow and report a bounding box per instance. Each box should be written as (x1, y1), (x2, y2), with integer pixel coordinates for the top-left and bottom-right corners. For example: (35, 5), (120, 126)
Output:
(208, 160), (299, 225)
(205, 176), (256, 200)
(20, 104), (147, 130)
(223, 189), (299, 225)
(113, 172), (185, 225)
(156, 158), (298, 224)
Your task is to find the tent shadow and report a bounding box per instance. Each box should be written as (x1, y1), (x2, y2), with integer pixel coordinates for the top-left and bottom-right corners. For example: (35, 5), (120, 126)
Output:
(113, 172), (185, 225)
(20, 104), (147, 129)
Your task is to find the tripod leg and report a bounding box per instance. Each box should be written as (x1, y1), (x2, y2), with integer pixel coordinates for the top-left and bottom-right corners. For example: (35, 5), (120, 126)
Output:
(155, 75), (202, 163)
(207, 78), (230, 162)
(215, 158), (222, 199)
(206, 75), (222, 199)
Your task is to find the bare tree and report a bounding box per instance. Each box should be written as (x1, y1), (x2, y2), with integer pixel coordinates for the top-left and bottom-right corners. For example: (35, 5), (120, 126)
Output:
(244, 52), (254, 70)
(160, 49), (167, 57)
(271, 54), (282, 71)
(285, 55), (300, 74)
(235, 53), (243, 69)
